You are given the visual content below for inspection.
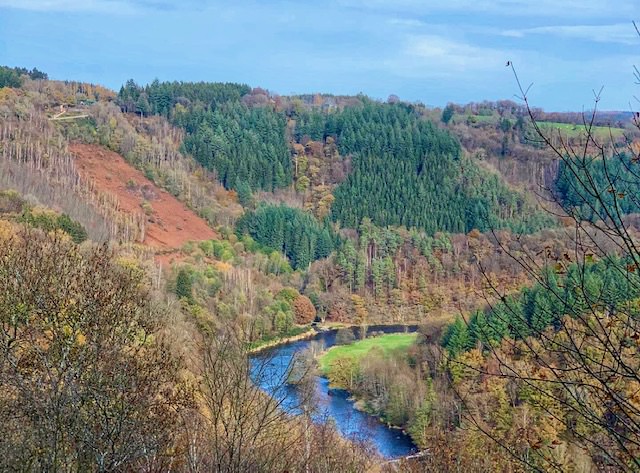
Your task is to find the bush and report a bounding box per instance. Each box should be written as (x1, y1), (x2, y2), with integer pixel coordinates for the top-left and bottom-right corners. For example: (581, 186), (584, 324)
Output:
(56, 214), (88, 243)
(0, 190), (26, 214)
(18, 207), (88, 244)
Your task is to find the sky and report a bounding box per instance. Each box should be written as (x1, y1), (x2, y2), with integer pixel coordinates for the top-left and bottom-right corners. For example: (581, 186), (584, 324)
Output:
(0, 0), (638, 111)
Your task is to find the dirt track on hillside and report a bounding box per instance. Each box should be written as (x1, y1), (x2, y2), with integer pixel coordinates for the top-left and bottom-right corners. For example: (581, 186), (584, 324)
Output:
(70, 143), (216, 249)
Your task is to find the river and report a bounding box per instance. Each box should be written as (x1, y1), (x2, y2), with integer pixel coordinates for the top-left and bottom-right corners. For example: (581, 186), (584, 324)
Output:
(249, 325), (419, 459)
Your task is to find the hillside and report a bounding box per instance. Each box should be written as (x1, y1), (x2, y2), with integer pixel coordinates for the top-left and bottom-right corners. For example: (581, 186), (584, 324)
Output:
(70, 143), (216, 249)
(4, 73), (635, 328)
(2, 66), (640, 472)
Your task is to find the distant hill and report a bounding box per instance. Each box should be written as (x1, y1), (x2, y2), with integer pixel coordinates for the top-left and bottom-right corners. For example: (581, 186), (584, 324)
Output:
(2, 68), (636, 328)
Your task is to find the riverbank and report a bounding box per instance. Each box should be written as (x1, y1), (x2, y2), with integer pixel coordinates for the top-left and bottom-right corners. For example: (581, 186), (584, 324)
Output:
(250, 324), (419, 457)
(316, 330), (421, 447)
(247, 326), (318, 354)
(248, 322), (421, 355)
(321, 321), (422, 330)
(351, 398), (411, 433)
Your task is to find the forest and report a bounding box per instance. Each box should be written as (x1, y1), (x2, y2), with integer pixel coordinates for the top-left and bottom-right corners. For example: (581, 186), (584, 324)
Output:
(119, 80), (292, 191)
(443, 257), (640, 356)
(298, 100), (551, 234)
(235, 204), (335, 270)
(556, 152), (640, 222)
(1, 63), (640, 472)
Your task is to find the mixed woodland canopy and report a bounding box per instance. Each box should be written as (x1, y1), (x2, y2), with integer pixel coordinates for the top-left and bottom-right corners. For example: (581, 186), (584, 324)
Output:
(1, 65), (640, 472)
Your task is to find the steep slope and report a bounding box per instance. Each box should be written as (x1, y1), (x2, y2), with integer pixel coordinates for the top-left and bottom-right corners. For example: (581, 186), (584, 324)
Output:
(70, 143), (216, 249)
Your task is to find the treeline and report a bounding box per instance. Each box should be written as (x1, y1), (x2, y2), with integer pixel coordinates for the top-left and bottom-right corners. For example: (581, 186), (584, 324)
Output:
(118, 79), (250, 116)
(443, 257), (640, 355)
(118, 80), (291, 191)
(440, 99), (631, 128)
(538, 110), (632, 128)
(297, 100), (548, 234)
(236, 205), (335, 270)
(0, 65), (47, 88)
(556, 153), (640, 223)
(335, 219), (454, 295)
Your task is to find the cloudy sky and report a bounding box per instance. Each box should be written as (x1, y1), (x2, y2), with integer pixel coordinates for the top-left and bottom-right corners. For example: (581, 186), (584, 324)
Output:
(1, 0), (638, 110)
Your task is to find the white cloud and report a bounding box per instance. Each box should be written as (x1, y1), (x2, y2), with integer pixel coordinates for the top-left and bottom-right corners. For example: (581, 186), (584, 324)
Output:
(388, 18), (425, 28)
(401, 35), (508, 74)
(502, 23), (639, 45)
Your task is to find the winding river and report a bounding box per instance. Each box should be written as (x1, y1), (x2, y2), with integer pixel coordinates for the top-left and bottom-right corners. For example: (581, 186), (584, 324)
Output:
(249, 325), (419, 459)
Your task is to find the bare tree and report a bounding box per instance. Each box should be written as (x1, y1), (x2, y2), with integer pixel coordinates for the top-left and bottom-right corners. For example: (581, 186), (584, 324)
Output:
(183, 331), (313, 473)
(446, 27), (640, 472)
(0, 229), (188, 472)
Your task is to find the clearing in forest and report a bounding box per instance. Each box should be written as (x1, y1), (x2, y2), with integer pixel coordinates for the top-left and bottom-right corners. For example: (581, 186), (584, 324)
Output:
(537, 121), (626, 140)
(318, 332), (418, 373)
(70, 143), (216, 249)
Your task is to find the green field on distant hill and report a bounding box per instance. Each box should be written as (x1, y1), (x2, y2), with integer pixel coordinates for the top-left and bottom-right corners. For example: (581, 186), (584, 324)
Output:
(538, 121), (625, 140)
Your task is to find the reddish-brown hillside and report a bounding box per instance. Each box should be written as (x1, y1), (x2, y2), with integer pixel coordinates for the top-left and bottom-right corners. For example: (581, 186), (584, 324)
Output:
(70, 143), (216, 249)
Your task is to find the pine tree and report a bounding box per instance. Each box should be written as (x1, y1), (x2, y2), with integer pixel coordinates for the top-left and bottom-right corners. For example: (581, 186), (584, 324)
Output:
(443, 317), (470, 357)
(175, 269), (193, 303)
(235, 179), (253, 207)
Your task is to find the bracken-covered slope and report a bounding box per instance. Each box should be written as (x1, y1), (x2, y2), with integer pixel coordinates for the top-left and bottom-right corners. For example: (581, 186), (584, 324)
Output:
(70, 143), (216, 249)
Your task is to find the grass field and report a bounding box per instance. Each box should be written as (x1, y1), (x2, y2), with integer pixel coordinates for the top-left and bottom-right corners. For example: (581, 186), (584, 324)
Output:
(453, 114), (626, 141)
(468, 114), (496, 124)
(318, 332), (418, 373)
(538, 121), (625, 140)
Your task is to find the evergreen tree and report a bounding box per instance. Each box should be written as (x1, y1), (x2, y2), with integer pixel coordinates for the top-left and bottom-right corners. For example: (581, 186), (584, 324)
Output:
(0, 66), (23, 88)
(443, 317), (470, 357)
(135, 92), (151, 116)
(235, 179), (253, 207)
(175, 268), (193, 302)
(236, 205), (336, 270)
(441, 104), (455, 124)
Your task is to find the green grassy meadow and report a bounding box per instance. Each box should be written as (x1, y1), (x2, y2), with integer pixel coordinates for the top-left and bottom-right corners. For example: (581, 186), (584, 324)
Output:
(538, 121), (625, 140)
(318, 332), (418, 373)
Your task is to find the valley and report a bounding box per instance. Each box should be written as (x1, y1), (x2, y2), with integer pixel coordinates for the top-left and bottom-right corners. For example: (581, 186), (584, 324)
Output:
(1, 63), (640, 472)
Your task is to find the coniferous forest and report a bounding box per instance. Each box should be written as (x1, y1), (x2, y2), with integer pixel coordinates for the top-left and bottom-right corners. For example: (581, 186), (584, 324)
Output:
(119, 80), (292, 191)
(235, 204), (335, 269)
(119, 82), (549, 236)
(299, 100), (551, 234)
(556, 152), (640, 222)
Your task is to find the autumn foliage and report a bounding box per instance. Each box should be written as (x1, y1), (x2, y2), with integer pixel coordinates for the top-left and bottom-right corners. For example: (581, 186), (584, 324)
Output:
(0, 229), (188, 471)
(293, 294), (317, 324)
